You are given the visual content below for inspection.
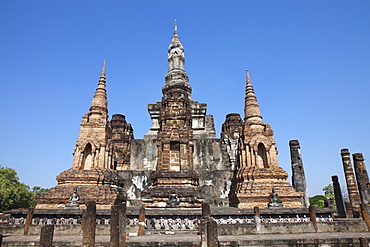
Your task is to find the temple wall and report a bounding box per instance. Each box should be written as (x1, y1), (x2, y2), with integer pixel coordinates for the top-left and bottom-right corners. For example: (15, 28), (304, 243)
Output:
(122, 137), (233, 206)
(193, 138), (233, 206)
(2, 218), (366, 236)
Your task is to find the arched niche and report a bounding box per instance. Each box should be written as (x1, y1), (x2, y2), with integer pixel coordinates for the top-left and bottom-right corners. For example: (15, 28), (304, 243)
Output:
(256, 143), (268, 168)
(81, 143), (93, 170)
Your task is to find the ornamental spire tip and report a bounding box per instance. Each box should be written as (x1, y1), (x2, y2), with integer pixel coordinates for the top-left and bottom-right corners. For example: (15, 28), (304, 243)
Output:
(101, 60), (106, 78)
(174, 19), (178, 35)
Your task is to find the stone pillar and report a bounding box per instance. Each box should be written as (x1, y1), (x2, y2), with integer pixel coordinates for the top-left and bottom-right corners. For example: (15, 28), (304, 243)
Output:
(359, 237), (369, 246)
(360, 204), (370, 231)
(309, 206), (318, 232)
(206, 220), (219, 247)
(39, 225), (54, 247)
(118, 202), (127, 247)
(353, 153), (370, 204)
(200, 219), (207, 247)
(341, 149), (361, 217)
(331, 175), (347, 218)
(202, 203), (211, 218)
(137, 206), (145, 236)
(24, 208), (34, 235)
(82, 201), (96, 247)
(254, 207), (262, 234)
(200, 203), (211, 247)
(110, 205), (119, 247)
(289, 140), (309, 207)
(200, 203), (218, 247)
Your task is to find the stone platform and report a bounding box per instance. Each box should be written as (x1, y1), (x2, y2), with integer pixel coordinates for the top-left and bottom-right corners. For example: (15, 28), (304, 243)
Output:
(2, 232), (370, 246)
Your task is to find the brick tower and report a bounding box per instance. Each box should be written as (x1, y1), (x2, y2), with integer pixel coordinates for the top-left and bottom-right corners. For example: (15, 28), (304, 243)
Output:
(36, 62), (126, 209)
(145, 21), (203, 207)
(229, 71), (304, 209)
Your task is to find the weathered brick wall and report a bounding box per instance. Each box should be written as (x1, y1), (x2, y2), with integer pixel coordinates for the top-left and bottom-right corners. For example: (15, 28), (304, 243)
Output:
(124, 137), (232, 206)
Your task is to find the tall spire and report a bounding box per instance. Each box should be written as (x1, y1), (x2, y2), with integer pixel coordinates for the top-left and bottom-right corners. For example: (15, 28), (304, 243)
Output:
(89, 60), (108, 117)
(174, 19), (178, 35)
(163, 21), (191, 95)
(244, 70), (263, 124)
(167, 20), (185, 72)
(101, 60), (106, 78)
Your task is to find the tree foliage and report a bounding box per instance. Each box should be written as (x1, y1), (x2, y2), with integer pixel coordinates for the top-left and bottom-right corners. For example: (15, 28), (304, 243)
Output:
(309, 195), (326, 208)
(0, 165), (36, 212)
(32, 186), (49, 194)
(309, 184), (338, 209)
(323, 184), (336, 208)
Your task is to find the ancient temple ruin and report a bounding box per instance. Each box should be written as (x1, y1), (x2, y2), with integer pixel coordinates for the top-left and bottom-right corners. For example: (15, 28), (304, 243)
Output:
(36, 22), (304, 210)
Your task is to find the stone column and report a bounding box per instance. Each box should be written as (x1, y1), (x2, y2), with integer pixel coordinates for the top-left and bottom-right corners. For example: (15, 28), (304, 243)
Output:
(39, 225), (54, 247)
(118, 202), (127, 247)
(110, 205), (119, 247)
(359, 237), (369, 246)
(331, 175), (347, 218)
(206, 220), (219, 247)
(200, 203), (218, 247)
(200, 203), (211, 247)
(309, 206), (318, 232)
(137, 206), (145, 236)
(82, 201), (96, 247)
(254, 207), (262, 234)
(202, 203), (211, 218)
(353, 153), (370, 204)
(360, 204), (370, 231)
(289, 140), (309, 207)
(341, 149), (361, 217)
(24, 208), (34, 235)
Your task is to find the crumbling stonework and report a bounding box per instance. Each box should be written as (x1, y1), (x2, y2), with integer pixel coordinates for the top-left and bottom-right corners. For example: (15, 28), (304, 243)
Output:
(353, 153), (370, 204)
(36, 62), (127, 209)
(37, 23), (304, 210)
(111, 114), (133, 171)
(229, 71), (303, 209)
(289, 140), (309, 207)
(144, 22), (203, 207)
(340, 149), (361, 217)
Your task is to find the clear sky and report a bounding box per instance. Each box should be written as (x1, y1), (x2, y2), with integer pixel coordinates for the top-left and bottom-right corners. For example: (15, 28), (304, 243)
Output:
(1, 0), (369, 197)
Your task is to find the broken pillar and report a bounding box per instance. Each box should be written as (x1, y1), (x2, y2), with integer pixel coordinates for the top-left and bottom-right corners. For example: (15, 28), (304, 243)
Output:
(289, 140), (309, 207)
(341, 149), (361, 217)
(24, 208), (34, 235)
(353, 153), (370, 204)
(309, 206), (318, 232)
(202, 203), (211, 219)
(118, 202), (127, 247)
(110, 205), (119, 247)
(206, 219), (219, 247)
(360, 204), (370, 231)
(137, 206), (145, 236)
(82, 201), (96, 247)
(200, 203), (214, 247)
(39, 225), (54, 247)
(254, 207), (262, 234)
(331, 175), (347, 218)
(359, 237), (369, 247)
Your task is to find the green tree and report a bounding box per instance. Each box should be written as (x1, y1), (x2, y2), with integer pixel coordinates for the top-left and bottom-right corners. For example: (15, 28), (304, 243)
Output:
(0, 165), (36, 212)
(323, 184), (335, 206)
(309, 195), (326, 208)
(32, 186), (49, 194)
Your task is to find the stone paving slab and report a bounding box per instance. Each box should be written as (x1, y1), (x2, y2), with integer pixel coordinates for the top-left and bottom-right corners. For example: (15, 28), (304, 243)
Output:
(2, 232), (370, 246)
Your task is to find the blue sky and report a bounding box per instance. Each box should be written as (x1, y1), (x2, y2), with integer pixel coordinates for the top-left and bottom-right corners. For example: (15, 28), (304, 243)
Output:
(1, 0), (369, 197)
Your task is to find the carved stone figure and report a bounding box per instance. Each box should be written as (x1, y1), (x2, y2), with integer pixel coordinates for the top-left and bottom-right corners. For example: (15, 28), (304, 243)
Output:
(166, 192), (180, 208)
(65, 188), (80, 208)
(268, 188), (283, 208)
